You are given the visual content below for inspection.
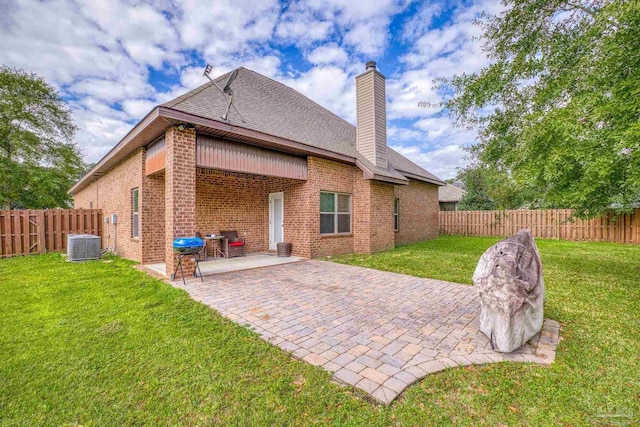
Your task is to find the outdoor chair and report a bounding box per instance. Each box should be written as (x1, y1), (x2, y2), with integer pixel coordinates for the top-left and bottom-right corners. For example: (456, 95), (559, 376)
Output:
(220, 230), (246, 258)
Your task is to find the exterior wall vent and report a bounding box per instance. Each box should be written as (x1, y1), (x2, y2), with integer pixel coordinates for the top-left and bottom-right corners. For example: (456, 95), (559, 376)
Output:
(67, 234), (102, 261)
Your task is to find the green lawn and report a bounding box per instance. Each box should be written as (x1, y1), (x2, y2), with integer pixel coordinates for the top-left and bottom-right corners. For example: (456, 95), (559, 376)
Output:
(1, 237), (639, 426)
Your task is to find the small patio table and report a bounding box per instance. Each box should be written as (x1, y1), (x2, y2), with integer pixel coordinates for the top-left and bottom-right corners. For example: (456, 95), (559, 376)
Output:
(204, 235), (227, 260)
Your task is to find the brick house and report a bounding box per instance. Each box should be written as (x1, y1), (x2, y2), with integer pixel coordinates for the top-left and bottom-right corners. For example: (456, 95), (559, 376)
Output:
(70, 61), (445, 277)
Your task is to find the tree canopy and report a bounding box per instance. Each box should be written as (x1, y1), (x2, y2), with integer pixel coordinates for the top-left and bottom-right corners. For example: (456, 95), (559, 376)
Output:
(444, 0), (639, 217)
(456, 166), (497, 211)
(0, 66), (86, 209)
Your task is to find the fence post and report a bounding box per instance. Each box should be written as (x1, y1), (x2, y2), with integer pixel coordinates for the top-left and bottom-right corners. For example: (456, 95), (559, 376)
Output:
(464, 213), (468, 237)
(37, 210), (45, 254)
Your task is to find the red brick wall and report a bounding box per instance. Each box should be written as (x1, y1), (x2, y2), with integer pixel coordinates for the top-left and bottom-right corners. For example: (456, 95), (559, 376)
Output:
(370, 181), (396, 252)
(268, 174), (311, 258)
(195, 168), (306, 255)
(165, 126), (197, 278)
(394, 179), (440, 245)
(141, 170), (165, 264)
(73, 150), (143, 261)
(307, 157), (358, 258)
(353, 178), (395, 254)
(353, 174), (372, 254)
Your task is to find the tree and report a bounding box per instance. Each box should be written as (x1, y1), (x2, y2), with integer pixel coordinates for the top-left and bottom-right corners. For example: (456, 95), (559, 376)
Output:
(444, 0), (640, 218)
(0, 66), (86, 209)
(456, 166), (497, 211)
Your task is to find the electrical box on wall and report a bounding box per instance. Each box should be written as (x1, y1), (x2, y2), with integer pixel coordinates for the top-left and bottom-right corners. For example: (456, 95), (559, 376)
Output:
(104, 216), (109, 224)
(111, 214), (117, 225)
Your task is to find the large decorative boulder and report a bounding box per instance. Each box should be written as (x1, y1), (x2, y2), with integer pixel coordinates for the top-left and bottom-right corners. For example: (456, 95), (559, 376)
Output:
(473, 229), (545, 353)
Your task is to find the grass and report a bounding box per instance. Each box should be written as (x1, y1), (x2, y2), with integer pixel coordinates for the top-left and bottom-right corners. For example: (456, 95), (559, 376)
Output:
(0, 236), (638, 426)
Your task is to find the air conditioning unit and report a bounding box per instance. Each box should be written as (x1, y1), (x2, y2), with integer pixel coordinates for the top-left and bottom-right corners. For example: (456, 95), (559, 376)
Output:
(67, 234), (102, 261)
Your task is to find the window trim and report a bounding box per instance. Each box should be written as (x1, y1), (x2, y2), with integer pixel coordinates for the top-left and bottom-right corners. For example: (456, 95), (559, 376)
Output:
(394, 198), (399, 231)
(320, 191), (352, 235)
(131, 187), (139, 238)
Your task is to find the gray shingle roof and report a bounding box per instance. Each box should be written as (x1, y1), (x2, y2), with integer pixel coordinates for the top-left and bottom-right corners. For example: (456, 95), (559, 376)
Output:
(438, 183), (466, 202)
(163, 67), (444, 185)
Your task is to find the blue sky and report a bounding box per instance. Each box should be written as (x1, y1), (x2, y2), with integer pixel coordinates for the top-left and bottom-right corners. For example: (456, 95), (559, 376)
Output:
(0, 0), (502, 179)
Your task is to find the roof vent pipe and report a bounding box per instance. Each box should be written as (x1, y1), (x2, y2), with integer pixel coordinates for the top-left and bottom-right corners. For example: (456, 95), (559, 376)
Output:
(365, 61), (377, 71)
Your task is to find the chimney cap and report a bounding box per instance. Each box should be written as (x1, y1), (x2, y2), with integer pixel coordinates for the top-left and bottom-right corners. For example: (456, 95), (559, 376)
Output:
(365, 61), (377, 71)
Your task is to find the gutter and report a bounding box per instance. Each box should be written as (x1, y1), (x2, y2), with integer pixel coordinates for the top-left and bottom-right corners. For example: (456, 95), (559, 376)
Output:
(396, 170), (446, 186)
(355, 159), (409, 185)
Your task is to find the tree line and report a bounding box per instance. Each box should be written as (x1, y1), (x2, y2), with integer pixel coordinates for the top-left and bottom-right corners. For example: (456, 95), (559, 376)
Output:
(445, 0), (638, 217)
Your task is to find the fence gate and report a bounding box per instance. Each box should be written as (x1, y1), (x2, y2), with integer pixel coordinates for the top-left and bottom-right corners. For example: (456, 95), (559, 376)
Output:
(0, 209), (102, 258)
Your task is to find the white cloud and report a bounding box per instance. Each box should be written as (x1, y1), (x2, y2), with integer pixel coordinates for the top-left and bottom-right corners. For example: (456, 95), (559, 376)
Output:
(0, 0), (498, 174)
(121, 99), (158, 119)
(282, 65), (357, 123)
(177, 0), (280, 57)
(401, 0), (502, 74)
(391, 143), (468, 180)
(70, 74), (154, 103)
(401, 1), (443, 40)
(387, 69), (444, 120)
(276, 6), (333, 45)
(78, 0), (181, 69)
(389, 114), (478, 179)
(71, 102), (135, 161)
(342, 21), (388, 56)
(388, 126), (424, 142)
(306, 43), (349, 66)
(276, 0), (409, 55)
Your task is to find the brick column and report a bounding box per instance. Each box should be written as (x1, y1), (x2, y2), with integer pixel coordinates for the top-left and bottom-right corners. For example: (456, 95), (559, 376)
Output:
(369, 181), (395, 253)
(353, 178), (372, 254)
(353, 178), (395, 254)
(141, 171), (165, 264)
(165, 126), (197, 279)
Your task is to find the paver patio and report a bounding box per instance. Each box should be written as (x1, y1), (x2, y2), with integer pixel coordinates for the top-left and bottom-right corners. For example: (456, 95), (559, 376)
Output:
(169, 260), (560, 405)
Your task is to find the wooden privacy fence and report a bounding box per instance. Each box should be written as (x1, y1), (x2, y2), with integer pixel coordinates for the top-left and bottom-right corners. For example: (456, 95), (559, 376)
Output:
(0, 209), (103, 257)
(440, 209), (640, 244)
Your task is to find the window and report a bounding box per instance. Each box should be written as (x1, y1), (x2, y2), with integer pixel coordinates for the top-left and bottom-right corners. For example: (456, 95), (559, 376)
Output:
(394, 198), (399, 231)
(131, 188), (139, 238)
(320, 192), (351, 234)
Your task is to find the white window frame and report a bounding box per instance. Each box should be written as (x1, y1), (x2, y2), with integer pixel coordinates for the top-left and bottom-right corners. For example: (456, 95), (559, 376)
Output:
(394, 198), (399, 231)
(132, 188), (139, 238)
(320, 191), (352, 235)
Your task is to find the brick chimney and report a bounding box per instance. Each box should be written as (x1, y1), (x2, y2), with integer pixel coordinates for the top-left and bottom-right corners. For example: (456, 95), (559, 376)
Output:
(355, 61), (387, 169)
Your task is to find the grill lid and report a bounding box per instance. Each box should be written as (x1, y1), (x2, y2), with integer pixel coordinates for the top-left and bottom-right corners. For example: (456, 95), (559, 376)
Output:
(173, 237), (204, 249)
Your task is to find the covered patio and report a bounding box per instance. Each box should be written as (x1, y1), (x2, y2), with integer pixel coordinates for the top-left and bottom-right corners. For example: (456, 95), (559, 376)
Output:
(141, 130), (311, 277)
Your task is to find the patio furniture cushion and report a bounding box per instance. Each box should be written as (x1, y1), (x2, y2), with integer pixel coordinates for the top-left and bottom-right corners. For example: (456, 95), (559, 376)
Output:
(220, 230), (246, 258)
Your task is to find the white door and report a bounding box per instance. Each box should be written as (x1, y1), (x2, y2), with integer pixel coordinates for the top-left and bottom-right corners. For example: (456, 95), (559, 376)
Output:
(269, 192), (284, 250)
